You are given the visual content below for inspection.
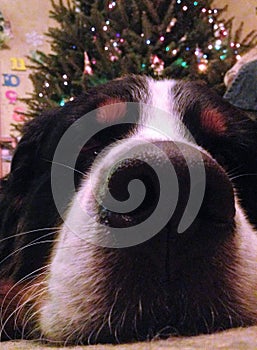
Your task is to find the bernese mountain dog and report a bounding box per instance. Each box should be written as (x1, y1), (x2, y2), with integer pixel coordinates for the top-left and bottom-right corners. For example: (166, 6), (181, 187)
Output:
(0, 76), (257, 345)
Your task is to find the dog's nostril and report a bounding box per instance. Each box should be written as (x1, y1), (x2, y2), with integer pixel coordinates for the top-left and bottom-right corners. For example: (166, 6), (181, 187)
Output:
(101, 159), (160, 228)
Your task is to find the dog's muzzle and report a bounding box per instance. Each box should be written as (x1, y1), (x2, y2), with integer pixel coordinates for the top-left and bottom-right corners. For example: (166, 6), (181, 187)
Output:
(98, 141), (235, 237)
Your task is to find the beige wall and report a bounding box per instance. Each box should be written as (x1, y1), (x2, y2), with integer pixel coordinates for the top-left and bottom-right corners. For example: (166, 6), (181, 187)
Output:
(214, 0), (257, 35)
(0, 0), (54, 176)
(0, 0), (53, 138)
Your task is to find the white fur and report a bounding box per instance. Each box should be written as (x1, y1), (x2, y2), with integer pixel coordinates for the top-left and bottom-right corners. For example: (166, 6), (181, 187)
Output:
(136, 78), (189, 142)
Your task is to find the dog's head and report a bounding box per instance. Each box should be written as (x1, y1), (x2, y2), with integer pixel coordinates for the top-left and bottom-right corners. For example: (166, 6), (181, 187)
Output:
(0, 76), (257, 344)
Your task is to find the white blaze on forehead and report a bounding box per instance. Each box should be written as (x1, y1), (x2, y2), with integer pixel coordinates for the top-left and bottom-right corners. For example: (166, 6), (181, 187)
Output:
(136, 78), (187, 141)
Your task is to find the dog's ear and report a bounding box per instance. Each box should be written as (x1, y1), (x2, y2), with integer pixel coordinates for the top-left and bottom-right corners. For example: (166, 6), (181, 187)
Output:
(0, 104), (78, 279)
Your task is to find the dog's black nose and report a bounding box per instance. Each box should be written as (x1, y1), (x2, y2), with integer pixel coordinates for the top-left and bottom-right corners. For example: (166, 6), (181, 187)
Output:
(100, 141), (235, 234)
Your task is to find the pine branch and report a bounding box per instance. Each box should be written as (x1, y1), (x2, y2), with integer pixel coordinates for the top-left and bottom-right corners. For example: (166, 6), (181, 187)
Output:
(142, 11), (153, 41)
(116, 0), (129, 27)
(159, 0), (176, 33)
(141, 0), (160, 24)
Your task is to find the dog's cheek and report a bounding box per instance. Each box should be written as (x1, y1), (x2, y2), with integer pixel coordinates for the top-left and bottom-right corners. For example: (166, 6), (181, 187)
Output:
(232, 203), (257, 313)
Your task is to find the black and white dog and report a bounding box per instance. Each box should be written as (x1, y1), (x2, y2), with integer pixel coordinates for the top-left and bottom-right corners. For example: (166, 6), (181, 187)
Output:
(0, 76), (257, 344)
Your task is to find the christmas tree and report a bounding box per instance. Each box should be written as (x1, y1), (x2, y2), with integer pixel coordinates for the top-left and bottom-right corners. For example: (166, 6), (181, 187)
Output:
(23, 0), (256, 120)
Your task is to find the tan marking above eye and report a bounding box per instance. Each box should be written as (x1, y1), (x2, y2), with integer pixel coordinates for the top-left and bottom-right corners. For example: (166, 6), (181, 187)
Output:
(201, 108), (227, 134)
(96, 98), (127, 124)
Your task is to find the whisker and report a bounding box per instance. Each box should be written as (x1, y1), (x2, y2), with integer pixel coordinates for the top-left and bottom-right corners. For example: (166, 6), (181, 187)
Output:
(0, 231), (59, 266)
(230, 173), (257, 181)
(0, 266), (49, 341)
(44, 159), (86, 177)
(108, 287), (121, 336)
(0, 227), (59, 244)
(20, 285), (48, 340)
(15, 283), (46, 339)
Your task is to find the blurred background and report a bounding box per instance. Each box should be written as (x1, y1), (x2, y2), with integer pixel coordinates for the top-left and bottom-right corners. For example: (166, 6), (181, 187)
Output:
(0, 0), (257, 177)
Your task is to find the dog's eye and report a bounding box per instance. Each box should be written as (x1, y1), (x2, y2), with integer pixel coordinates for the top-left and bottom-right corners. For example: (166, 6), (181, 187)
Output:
(74, 123), (136, 186)
(80, 140), (102, 155)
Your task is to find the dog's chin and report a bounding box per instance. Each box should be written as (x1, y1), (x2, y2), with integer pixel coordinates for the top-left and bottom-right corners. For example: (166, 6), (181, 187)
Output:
(36, 206), (257, 345)
(35, 139), (257, 345)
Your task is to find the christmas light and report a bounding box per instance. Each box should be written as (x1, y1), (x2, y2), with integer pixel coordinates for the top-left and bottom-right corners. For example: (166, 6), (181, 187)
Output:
(215, 39), (222, 50)
(198, 63), (207, 72)
(106, 20), (110, 25)
(63, 74), (68, 79)
(39, 93), (43, 97)
(236, 55), (241, 60)
(60, 98), (65, 106)
(64, 81), (68, 85)
(194, 2), (198, 6)
(195, 48), (200, 56)
(166, 18), (177, 32)
(182, 6), (188, 11)
(104, 46), (109, 50)
(160, 36), (165, 42)
(108, 1), (116, 9)
(110, 54), (118, 61)
(202, 8), (207, 13)
(103, 25), (108, 31)
(177, 0), (182, 4)
(165, 46), (170, 52)
(113, 42), (118, 47)
(208, 44), (213, 50)
(83, 51), (93, 75)
(146, 39), (151, 45)
(44, 82), (49, 87)
(150, 54), (164, 75)
(172, 49), (178, 55)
